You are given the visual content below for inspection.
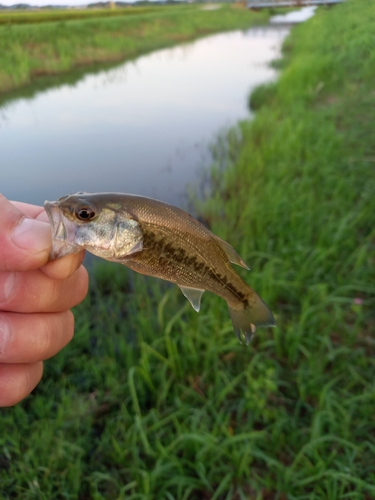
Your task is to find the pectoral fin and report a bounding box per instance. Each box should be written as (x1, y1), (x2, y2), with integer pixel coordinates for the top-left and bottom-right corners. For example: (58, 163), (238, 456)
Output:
(215, 237), (250, 270)
(178, 286), (204, 312)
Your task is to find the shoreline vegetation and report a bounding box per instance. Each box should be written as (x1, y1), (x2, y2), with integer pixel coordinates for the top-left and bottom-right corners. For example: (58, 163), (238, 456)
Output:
(0, 4), (269, 95)
(0, 6), (167, 25)
(2, 0), (375, 497)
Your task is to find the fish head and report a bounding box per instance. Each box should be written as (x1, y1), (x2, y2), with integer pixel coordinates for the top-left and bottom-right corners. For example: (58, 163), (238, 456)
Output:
(44, 192), (143, 261)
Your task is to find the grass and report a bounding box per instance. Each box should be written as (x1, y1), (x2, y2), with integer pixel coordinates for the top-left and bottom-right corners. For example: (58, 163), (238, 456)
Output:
(1, 0), (375, 498)
(0, 4), (269, 94)
(0, 6), (167, 26)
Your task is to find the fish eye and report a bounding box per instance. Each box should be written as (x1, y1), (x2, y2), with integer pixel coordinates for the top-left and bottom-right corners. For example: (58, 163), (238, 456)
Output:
(76, 206), (96, 221)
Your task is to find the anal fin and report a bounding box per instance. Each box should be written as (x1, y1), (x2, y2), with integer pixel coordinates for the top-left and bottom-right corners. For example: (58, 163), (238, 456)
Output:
(178, 286), (204, 312)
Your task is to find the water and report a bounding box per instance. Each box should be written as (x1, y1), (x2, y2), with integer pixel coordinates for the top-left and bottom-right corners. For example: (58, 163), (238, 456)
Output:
(270, 6), (316, 24)
(0, 14), (310, 209)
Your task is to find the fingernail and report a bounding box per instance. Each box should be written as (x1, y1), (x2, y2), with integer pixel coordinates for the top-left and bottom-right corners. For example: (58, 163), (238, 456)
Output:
(12, 217), (51, 252)
(0, 273), (16, 305)
(0, 317), (11, 356)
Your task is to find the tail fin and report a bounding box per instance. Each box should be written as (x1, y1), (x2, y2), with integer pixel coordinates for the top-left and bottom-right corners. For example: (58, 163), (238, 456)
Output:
(228, 293), (275, 345)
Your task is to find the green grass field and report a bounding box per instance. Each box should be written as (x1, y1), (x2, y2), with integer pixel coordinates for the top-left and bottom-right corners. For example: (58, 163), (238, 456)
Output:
(1, 0), (375, 498)
(0, 6), (166, 25)
(0, 4), (268, 94)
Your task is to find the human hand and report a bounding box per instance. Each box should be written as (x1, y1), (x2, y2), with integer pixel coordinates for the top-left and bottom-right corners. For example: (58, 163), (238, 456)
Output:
(0, 194), (88, 407)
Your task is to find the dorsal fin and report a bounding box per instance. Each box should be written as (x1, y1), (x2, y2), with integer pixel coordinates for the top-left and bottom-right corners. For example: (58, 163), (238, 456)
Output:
(214, 237), (250, 270)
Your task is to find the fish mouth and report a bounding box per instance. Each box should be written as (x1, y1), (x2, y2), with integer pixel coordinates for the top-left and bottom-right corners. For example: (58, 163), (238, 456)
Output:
(44, 200), (81, 260)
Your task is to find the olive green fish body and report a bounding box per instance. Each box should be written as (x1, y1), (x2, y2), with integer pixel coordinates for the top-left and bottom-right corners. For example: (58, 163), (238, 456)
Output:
(44, 192), (275, 344)
(121, 217), (250, 306)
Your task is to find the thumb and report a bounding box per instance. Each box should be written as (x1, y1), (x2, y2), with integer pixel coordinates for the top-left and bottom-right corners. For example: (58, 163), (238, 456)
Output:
(0, 194), (52, 272)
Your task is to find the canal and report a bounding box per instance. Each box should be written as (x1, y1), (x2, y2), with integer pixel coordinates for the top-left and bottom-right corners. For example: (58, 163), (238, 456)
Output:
(0, 8), (314, 208)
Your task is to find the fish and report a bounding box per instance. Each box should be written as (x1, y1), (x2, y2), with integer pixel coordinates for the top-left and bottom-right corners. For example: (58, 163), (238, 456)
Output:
(44, 192), (275, 344)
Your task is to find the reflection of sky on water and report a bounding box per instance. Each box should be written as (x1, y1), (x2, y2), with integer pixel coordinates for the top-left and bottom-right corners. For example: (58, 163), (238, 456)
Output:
(270, 6), (316, 24)
(0, 26), (289, 208)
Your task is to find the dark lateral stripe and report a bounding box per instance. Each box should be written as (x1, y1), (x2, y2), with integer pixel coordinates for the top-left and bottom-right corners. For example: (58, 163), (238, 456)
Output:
(144, 230), (249, 306)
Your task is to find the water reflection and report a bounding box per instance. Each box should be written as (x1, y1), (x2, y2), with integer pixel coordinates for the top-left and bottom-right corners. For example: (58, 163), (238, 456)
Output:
(270, 6), (316, 25)
(0, 26), (289, 208)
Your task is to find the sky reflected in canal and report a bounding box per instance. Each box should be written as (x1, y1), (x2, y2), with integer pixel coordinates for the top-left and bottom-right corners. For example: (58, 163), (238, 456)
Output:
(0, 26), (288, 207)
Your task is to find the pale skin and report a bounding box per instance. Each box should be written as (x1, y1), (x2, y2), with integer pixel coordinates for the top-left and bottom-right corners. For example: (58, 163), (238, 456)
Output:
(0, 194), (89, 407)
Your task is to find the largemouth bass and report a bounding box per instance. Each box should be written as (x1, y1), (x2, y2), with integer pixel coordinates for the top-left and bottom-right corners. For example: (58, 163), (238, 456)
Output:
(44, 192), (275, 344)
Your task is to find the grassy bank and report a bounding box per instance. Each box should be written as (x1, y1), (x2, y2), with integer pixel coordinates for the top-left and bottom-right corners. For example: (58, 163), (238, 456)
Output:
(0, 6), (165, 25)
(1, 0), (375, 498)
(0, 5), (268, 94)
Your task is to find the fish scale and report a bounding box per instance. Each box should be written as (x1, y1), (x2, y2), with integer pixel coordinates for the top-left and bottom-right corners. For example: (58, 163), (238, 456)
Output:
(45, 192), (275, 344)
